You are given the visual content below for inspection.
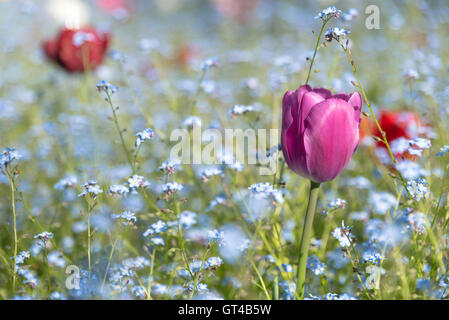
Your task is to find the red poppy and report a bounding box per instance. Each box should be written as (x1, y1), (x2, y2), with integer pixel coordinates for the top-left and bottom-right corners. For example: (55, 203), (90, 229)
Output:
(44, 27), (110, 73)
(374, 110), (421, 143)
(373, 110), (424, 159)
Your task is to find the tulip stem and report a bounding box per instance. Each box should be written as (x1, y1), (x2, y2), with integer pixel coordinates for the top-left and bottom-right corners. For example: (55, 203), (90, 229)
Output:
(297, 180), (320, 299)
(272, 274), (279, 300)
(337, 41), (412, 199)
(305, 20), (328, 85)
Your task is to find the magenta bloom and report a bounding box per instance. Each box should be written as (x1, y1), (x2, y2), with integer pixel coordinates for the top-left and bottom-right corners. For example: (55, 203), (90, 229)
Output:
(281, 84), (362, 183)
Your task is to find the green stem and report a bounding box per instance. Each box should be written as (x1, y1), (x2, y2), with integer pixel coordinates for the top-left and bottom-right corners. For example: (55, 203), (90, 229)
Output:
(305, 20), (328, 85)
(44, 245), (51, 293)
(7, 171), (18, 295)
(134, 144), (142, 172)
(10, 178), (72, 264)
(146, 248), (156, 300)
(272, 274), (279, 300)
(86, 199), (95, 277)
(392, 248), (410, 299)
(106, 93), (135, 174)
(337, 41), (412, 199)
(87, 208), (91, 276)
(344, 234), (372, 298)
(433, 163), (449, 227)
(190, 246), (210, 298)
(296, 180), (320, 299)
(249, 259), (271, 300)
(116, 62), (166, 141)
(190, 68), (207, 114)
(101, 238), (118, 292)
(275, 160), (285, 188)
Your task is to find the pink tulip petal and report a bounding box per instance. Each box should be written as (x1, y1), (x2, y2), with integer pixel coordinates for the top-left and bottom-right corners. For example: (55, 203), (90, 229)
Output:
(281, 90), (297, 166)
(348, 92), (362, 123)
(298, 91), (326, 135)
(303, 98), (359, 182)
(312, 87), (332, 99)
(281, 86), (312, 174)
(292, 84), (312, 127)
(333, 92), (349, 101)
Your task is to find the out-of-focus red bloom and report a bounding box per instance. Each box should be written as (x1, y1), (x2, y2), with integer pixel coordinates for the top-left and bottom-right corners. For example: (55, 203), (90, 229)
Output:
(359, 117), (372, 141)
(173, 44), (201, 68)
(373, 110), (424, 158)
(44, 27), (110, 73)
(374, 110), (422, 145)
(211, 0), (261, 23)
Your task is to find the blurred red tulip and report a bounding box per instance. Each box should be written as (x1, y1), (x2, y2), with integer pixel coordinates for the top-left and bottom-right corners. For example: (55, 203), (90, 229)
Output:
(44, 27), (110, 73)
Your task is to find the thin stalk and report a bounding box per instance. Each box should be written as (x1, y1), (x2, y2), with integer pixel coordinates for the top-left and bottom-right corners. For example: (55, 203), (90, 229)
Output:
(272, 274), (279, 300)
(150, 52), (178, 111)
(190, 68), (207, 114)
(174, 199), (197, 294)
(106, 92), (135, 174)
(318, 218), (332, 258)
(275, 160), (285, 188)
(345, 246), (371, 298)
(117, 62), (166, 141)
(10, 178), (72, 264)
(146, 248), (156, 300)
(190, 246), (210, 298)
(433, 163), (449, 227)
(249, 259), (271, 300)
(393, 248), (410, 299)
(296, 180), (320, 299)
(230, 186), (293, 285)
(341, 229), (373, 299)
(134, 144), (142, 172)
(85, 197), (97, 278)
(337, 40), (412, 198)
(87, 204), (92, 276)
(305, 20), (328, 85)
(44, 245), (51, 292)
(7, 171), (18, 295)
(101, 238), (118, 292)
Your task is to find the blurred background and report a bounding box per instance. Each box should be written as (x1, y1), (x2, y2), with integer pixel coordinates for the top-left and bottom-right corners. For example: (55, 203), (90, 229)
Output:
(1, 0), (449, 300)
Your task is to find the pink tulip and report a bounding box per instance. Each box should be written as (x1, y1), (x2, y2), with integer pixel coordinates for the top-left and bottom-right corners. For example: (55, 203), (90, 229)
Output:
(282, 84), (362, 183)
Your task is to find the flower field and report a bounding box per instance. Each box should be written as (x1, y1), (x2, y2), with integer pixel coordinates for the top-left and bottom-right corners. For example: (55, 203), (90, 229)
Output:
(1, 0), (449, 300)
